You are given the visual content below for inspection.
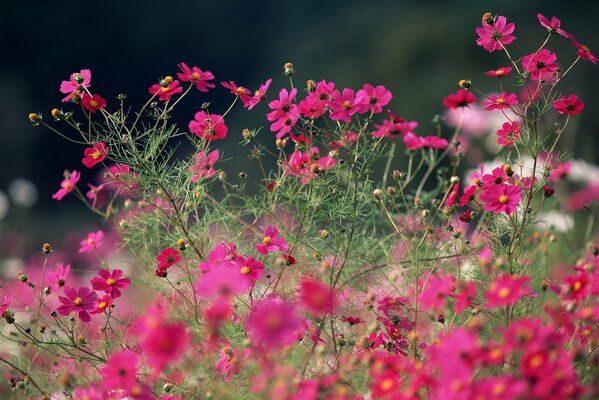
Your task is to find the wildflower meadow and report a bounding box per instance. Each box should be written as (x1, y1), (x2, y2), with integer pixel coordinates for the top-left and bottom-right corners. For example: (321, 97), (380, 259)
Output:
(2, 11), (599, 400)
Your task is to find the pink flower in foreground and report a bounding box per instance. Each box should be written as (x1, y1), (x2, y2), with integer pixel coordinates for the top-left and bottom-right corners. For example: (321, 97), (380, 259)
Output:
(485, 66), (513, 77)
(60, 69), (91, 102)
(553, 94), (584, 115)
(221, 81), (252, 105)
(496, 121), (521, 147)
(177, 62), (215, 92)
(479, 184), (522, 215)
(537, 13), (571, 38)
(521, 49), (558, 81)
(247, 296), (304, 347)
(443, 90), (477, 109)
(91, 269), (131, 299)
(328, 88), (367, 123)
(190, 150), (219, 182)
(476, 16), (516, 53)
(139, 319), (191, 374)
(81, 93), (107, 113)
(356, 84), (392, 113)
(52, 170), (80, 201)
(57, 286), (98, 322)
(79, 230), (104, 253)
(482, 92), (519, 110)
(299, 277), (337, 316)
(485, 273), (532, 309)
(188, 111), (228, 140)
(82, 142), (109, 168)
(100, 349), (139, 390)
(156, 247), (182, 270)
(571, 39), (598, 64)
(196, 264), (251, 298)
(256, 225), (289, 255)
(282, 151), (316, 184)
(46, 263), (71, 291)
(149, 79), (183, 101)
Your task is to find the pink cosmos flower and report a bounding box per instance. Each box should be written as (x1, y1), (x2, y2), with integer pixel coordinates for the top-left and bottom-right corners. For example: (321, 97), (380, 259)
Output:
(328, 88), (367, 123)
(480, 166), (509, 189)
(156, 247), (182, 270)
(454, 281), (477, 314)
(79, 230), (104, 253)
(82, 142), (109, 168)
(100, 349), (139, 390)
(46, 263), (71, 291)
(81, 93), (107, 113)
(86, 183), (106, 202)
(496, 121), (521, 147)
(246, 78), (272, 110)
(418, 273), (455, 311)
(485, 66), (513, 77)
(402, 132), (425, 150)
(442, 90), (477, 109)
(196, 264), (251, 298)
(216, 346), (247, 382)
(475, 16), (516, 52)
(72, 385), (104, 400)
(139, 319), (191, 374)
(188, 111), (228, 140)
(189, 150), (219, 182)
(91, 294), (112, 314)
(521, 49), (558, 81)
(298, 80), (335, 118)
(234, 255), (264, 283)
(479, 184), (522, 215)
(149, 79), (183, 101)
(571, 39), (598, 64)
(553, 94), (584, 115)
(485, 273), (532, 309)
(60, 69), (91, 102)
(176, 62), (215, 92)
(247, 296), (304, 347)
(482, 92), (519, 110)
(421, 136), (448, 149)
(356, 84), (392, 113)
(299, 277), (337, 316)
(269, 112), (300, 138)
(256, 225), (289, 255)
(91, 269), (131, 299)
(0, 294), (11, 317)
(57, 286), (98, 322)
(282, 151), (316, 184)
(221, 81), (252, 105)
(373, 119), (419, 139)
(267, 88), (298, 121)
(537, 13), (571, 38)
(52, 170), (80, 201)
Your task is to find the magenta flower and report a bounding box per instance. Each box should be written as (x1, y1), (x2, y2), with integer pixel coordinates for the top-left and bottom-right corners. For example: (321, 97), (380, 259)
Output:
(267, 88), (298, 122)
(402, 132), (425, 150)
(328, 88), (367, 123)
(256, 225), (289, 255)
(188, 111), (228, 141)
(81, 93), (107, 113)
(221, 81), (252, 105)
(482, 92), (519, 110)
(137, 315), (191, 375)
(79, 230), (104, 253)
(176, 62), (215, 92)
(571, 39), (598, 64)
(475, 16), (516, 52)
(234, 255), (264, 283)
(156, 247), (182, 270)
(553, 94), (585, 115)
(521, 49), (558, 81)
(247, 296), (304, 347)
(196, 264), (251, 298)
(485, 273), (533, 309)
(442, 90), (477, 109)
(190, 149), (219, 182)
(298, 80), (335, 118)
(91, 294), (112, 314)
(537, 13), (571, 38)
(246, 78), (272, 110)
(269, 112), (300, 138)
(479, 184), (522, 215)
(282, 151), (316, 184)
(373, 119), (418, 139)
(57, 286), (98, 322)
(485, 67), (513, 77)
(0, 294), (11, 317)
(356, 84), (392, 113)
(299, 277), (337, 316)
(100, 349), (139, 390)
(91, 269), (131, 299)
(82, 142), (109, 168)
(148, 79), (183, 101)
(59, 69), (91, 102)
(421, 136), (448, 149)
(46, 263), (71, 291)
(52, 170), (80, 201)
(496, 121), (521, 147)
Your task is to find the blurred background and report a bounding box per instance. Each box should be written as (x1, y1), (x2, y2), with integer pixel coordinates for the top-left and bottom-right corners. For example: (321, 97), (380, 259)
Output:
(1, 0), (598, 261)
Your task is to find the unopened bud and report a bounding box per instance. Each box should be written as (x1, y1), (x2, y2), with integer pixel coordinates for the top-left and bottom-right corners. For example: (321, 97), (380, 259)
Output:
(162, 76), (174, 85)
(503, 164), (514, 177)
(283, 62), (294, 76)
(17, 271), (28, 283)
(306, 79), (316, 92)
(482, 12), (494, 24)
(373, 189), (383, 200)
(51, 108), (62, 119)
(319, 229), (329, 239)
(42, 242), (53, 254)
(28, 113), (42, 124)
(242, 128), (252, 139)
(543, 185), (555, 198)
(458, 79), (471, 89)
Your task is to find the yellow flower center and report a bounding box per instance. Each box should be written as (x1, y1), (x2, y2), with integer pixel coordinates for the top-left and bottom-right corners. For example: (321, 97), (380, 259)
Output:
(263, 236), (272, 245)
(106, 278), (116, 286)
(74, 297), (83, 306)
(498, 287), (511, 298)
(495, 69), (505, 76)
(160, 87), (170, 93)
(342, 100), (352, 110)
(191, 72), (201, 80)
(89, 100), (99, 108)
(265, 314), (282, 330)
(490, 348), (502, 359)
(573, 280), (582, 292)
(98, 301), (107, 309)
(240, 266), (250, 275)
(380, 378), (395, 391)
(235, 86), (247, 95)
(495, 98), (506, 104)
(87, 238), (95, 245)
(91, 149), (102, 159)
(492, 382), (506, 395)
(130, 385), (143, 396)
(499, 195), (509, 204)
(529, 354), (544, 369)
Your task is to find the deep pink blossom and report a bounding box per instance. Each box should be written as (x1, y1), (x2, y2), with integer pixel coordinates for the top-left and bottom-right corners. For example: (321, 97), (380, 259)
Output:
(298, 80), (335, 118)
(356, 84), (392, 113)
(156, 247), (182, 270)
(282, 151), (316, 184)
(496, 121), (521, 147)
(479, 184), (522, 214)
(247, 296), (304, 347)
(482, 92), (519, 110)
(418, 273), (455, 310)
(188, 111), (228, 140)
(139, 319), (191, 374)
(60, 69), (91, 102)
(57, 286), (98, 322)
(221, 81), (252, 105)
(246, 78), (272, 110)
(373, 119), (418, 139)
(553, 94), (584, 115)
(149, 79), (183, 101)
(476, 16), (516, 52)
(0, 294), (11, 317)
(485, 66), (513, 77)
(177, 62), (215, 92)
(81, 93), (107, 113)
(521, 49), (558, 81)
(443, 90), (477, 109)
(256, 225), (289, 255)
(537, 13), (571, 38)
(52, 170), (80, 201)
(485, 273), (533, 309)
(91, 269), (131, 299)
(571, 39), (598, 64)
(91, 294), (112, 314)
(100, 349), (139, 390)
(299, 277), (337, 316)
(267, 88), (297, 122)
(190, 150), (219, 182)
(328, 88), (367, 122)
(234, 256), (264, 283)
(422, 136), (448, 149)
(79, 230), (104, 253)
(46, 263), (71, 291)
(196, 264), (251, 298)
(82, 142), (109, 168)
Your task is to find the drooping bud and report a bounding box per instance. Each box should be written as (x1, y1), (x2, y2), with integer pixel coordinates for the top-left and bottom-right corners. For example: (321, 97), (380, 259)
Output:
(458, 79), (471, 89)
(543, 185), (555, 198)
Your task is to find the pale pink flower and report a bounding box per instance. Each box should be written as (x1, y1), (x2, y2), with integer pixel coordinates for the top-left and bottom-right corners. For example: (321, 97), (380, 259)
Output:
(52, 170), (80, 201)
(190, 150), (219, 182)
(177, 62), (215, 92)
(79, 230), (104, 253)
(59, 69), (91, 102)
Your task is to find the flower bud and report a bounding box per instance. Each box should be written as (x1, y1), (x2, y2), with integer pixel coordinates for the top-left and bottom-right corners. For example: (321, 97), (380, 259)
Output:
(283, 62), (294, 76)
(28, 113), (42, 124)
(176, 239), (188, 251)
(241, 128), (252, 139)
(392, 170), (402, 180)
(42, 242), (53, 254)
(373, 189), (383, 200)
(503, 164), (514, 177)
(51, 108), (62, 119)
(162, 76), (174, 85)
(319, 229), (329, 239)
(17, 271), (28, 283)
(482, 12), (494, 24)
(306, 79), (316, 92)
(458, 79), (471, 89)
(543, 185), (555, 198)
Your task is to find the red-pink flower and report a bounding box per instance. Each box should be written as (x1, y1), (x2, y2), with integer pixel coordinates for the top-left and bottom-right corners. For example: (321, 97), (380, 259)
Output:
(328, 88), (367, 122)
(91, 294), (112, 314)
(571, 39), (598, 64)
(82, 142), (109, 168)
(246, 78), (272, 110)
(46, 263), (71, 291)
(356, 84), (392, 113)
(60, 69), (91, 102)
(100, 349), (139, 390)
(247, 296), (304, 347)
(485, 273), (532, 309)
(79, 230), (104, 253)
(176, 62), (215, 92)
(52, 170), (80, 201)
(282, 151), (316, 184)
(298, 80), (335, 118)
(0, 294), (11, 317)
(149, 79), (183, 101)
(479, 184), (522, 214)
(421, 136), (448, 149)
(196, 264), (251, 298)
(267, 88), (300, 137)
(537, 13), (571, 38)
(443, 90), (477, 109)
(81, 93), (107, 113)
(475, 16), (516, 53)
(553, 94), (584, 115)
(485, 66), (513, 77)
(139, 319), (191, 374)
(156, 247), (181, 270)
(299, 277), (337, 316)
(221, 81), (252, 105)
(188, 111), (228, 140)
(256, 225), (289, 255)
(234, 256), (264, 283)
(482, 92), (519, 110)
(373, 119), (418, 139)
(57, 286), (98, 322)
(521, 49), (558, 81)
(190, 150), (219, 182)
(91, 269), (131, 299)
(496, 121), (521, 147)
